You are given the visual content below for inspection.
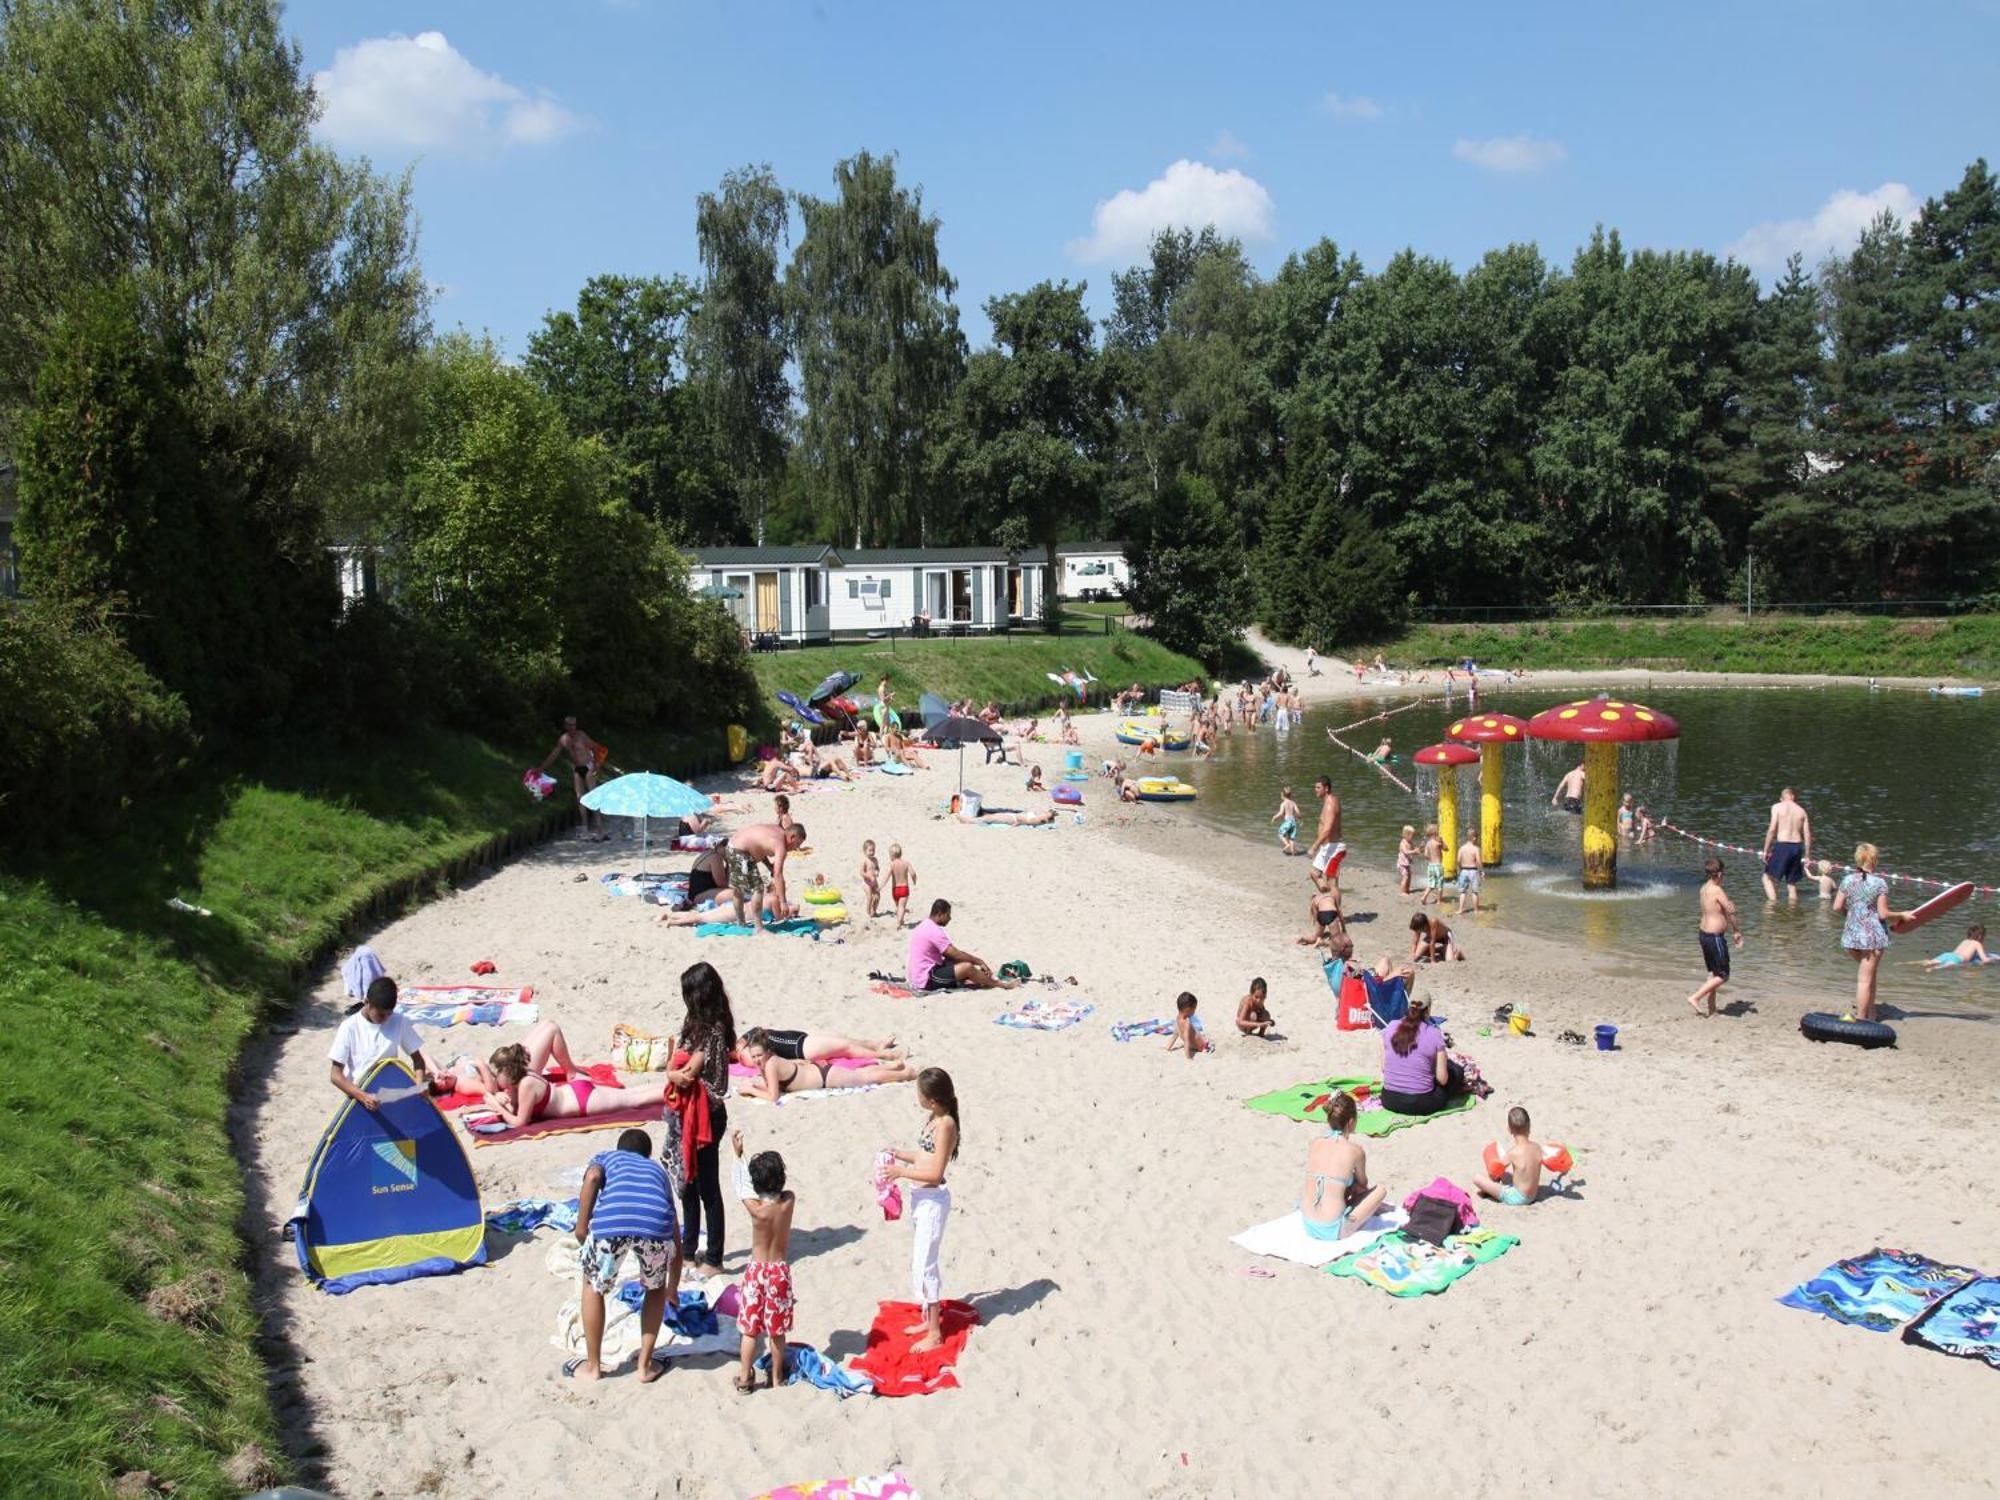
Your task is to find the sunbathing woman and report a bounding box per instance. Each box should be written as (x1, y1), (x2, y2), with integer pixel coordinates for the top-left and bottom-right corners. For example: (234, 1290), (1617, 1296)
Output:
(429, 1019), (578, 1099)
(1298, 1091), (1388, 1240)
(738, 1026), (905, 1067)
(736, 1046), (917, 1101)
(480, 1042), (670, 1125)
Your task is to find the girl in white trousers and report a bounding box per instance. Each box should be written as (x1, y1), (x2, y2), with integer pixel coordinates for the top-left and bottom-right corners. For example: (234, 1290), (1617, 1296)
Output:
(885, 1067), (960, 1352)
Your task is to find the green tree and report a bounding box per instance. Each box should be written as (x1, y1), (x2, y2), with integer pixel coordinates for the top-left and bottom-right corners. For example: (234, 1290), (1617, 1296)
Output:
(786, 151), (965, 547)
(931, 281), (1111, 629)
(1123, 475), (1252, 664)
(692, 165), (793, 541)
(524, 273), (734, 542)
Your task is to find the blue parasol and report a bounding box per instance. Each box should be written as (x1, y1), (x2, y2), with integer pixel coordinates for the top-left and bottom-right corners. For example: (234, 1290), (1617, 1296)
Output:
(776, 691), (825, 725)
(581, 772), (715, 873)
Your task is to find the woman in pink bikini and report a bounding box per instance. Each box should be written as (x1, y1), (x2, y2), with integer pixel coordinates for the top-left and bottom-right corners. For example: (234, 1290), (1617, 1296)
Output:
(480, 1042), (669, 1126)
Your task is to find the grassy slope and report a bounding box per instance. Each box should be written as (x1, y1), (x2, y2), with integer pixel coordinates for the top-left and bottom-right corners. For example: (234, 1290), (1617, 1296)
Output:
(1357, 615), (2000, 679)
(747, 627), (1205, 714)
(0, 728), (588, 1497)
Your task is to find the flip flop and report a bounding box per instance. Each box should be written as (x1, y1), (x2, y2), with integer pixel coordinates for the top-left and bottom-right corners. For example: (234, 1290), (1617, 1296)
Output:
(1556, 1029), (1586, 1046)
(1236, 1265), (1277, 1280)
(562, 1357), (590, 1380)
(732, 1373), (759, 1394)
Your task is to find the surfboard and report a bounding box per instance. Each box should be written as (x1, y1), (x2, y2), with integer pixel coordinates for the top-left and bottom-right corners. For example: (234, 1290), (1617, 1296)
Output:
(1889, 880), (1975, 935)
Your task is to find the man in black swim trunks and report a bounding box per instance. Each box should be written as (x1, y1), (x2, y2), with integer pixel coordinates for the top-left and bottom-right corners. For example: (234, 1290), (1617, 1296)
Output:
(539, 715), (605, 839)
(1551, 762), (1586, 816)
(1759, 787), (1813, 905)
(1689, 857), (1743, 1017)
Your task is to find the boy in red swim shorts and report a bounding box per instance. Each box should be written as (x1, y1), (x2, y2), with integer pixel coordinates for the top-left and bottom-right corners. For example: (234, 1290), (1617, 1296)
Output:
(730, 1129), (797, 1391)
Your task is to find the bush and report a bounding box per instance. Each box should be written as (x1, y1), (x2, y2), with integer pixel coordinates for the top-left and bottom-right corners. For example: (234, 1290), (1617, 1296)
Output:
(0, 600), (195, 845)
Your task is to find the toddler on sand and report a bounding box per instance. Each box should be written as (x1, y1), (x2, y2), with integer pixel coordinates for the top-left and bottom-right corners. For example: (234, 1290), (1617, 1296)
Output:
(1471, 1106), (1545, 1207)
(887, 844), (915, 928)
(860, 839), (881, 918)
(1168, 992), (1210, 1058)
(730, 1128), (796, 1392)
(1397, 825), (1416, 896)
(1236, 977), (1278, 1039)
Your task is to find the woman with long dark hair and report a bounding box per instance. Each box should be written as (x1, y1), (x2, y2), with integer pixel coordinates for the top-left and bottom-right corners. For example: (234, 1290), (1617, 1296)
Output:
(883, 1066), (960, 1352)
(669, 960), (737, 1278)
(1379, 991), (1466, 1115)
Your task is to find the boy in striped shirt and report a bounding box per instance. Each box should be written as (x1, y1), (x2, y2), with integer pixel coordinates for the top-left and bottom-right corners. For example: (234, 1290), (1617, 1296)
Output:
(570, 1129), (680, 1381)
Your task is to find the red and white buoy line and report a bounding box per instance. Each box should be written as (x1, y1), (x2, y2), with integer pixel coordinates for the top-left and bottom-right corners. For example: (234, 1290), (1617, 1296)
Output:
(1322, 695), (1452, 797)
(1655, 820), (1999, 900)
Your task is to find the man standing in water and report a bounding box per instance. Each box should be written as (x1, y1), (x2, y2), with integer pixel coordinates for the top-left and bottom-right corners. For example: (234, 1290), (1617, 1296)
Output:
(1551, 762), (1586, 814)
(1759, 787), (1814, 904)
(1308, 775), (1346, 891)
(1689, 858), (1743, 1016)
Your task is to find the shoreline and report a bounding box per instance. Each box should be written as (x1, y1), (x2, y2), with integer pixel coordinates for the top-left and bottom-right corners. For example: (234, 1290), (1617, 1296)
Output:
(245, 706), (2000, 1499)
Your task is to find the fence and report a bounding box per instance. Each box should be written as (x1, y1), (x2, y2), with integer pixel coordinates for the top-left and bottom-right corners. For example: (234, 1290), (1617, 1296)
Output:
(1410, 599), (1998, 624)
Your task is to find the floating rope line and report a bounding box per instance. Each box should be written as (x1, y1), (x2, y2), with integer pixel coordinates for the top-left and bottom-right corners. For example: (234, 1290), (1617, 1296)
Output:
(1326, 729), (1416, 794)
(1325, 695), (1447, 740)
(1655, 821), (1999, 898)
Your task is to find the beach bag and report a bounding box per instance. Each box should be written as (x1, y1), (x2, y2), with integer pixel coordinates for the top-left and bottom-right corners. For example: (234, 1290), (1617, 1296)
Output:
(1405, 1194), (1460, 1247)
(998, 960), (1031, 982)
(611, 1023), (673, 1072)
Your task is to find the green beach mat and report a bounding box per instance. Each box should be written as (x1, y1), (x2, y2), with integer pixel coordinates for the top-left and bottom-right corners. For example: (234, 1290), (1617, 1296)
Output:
(1325, 1228), (1519, 1297)
(1243, 1076), (1478, 1135)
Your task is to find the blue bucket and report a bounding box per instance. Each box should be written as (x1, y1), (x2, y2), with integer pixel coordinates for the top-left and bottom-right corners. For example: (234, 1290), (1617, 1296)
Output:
(1064, 750), (1085, 773)
(1594, 1024), (1618, 1051)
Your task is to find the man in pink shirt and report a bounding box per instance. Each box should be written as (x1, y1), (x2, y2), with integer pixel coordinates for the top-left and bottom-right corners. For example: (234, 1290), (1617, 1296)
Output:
(907, 899), (1013, 991)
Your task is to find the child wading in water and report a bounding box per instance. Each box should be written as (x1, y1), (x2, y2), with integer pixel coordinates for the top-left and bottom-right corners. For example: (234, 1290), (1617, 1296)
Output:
(1924, 923), (1990, 970)
(887, 844), (915, 928)
(860, 839), (882, 918)
(1272, 786), (1301, 855)
(1236, 977), (1278, 1039)
(1168, 991), (1209, 1058)
(882, 1068), (960, 1353)
(729, 1129), (795, 1392)
(1396, 825), (1417, 896)
(1471, 1106), (1545, 1207)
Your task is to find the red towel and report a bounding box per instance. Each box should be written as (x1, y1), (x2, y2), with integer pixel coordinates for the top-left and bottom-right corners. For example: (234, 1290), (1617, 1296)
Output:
(432, 1061), (616, 1113)
(870, 982), (917, 1000)
(849, 1299), (979, 1396)
(665, 1049), (714, 1182)
(470, 959), (497, 975)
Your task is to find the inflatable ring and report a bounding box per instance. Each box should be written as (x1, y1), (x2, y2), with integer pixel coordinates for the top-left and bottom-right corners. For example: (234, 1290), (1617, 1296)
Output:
(1484, 1140), (1575, 1180)
(1051, 784), (1083, 806)
(808, 903), (848, 925)
(802, 885), (843, 905)
(1799, 1011), (1896, 1048)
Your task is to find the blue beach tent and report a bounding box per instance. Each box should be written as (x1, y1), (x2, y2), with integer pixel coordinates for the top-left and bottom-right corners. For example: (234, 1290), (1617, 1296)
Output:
(288, 1057), (486, 1294)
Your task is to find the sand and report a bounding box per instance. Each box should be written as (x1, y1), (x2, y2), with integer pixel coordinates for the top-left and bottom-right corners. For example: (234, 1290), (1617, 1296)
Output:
(237, 700), (2000, 1500)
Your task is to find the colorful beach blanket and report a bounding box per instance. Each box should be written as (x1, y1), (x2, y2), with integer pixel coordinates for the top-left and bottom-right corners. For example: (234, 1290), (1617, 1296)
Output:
(486, 1197), (579, 1235)
(401, 984), (537, 1026)
(462, 1075), (651, 1147)
(1231, 1209), (1408, 1268)
(849, 1300), (978, 1396)
(1902, 1277), (2000, 1368)
(1778, 1248), (1982, 1333)
(748, 1474), (918, 1500)
(1243, 1076), (1477, 1136)
(1110, 1018), (1175, 1041)
(1325, 1228), (1519, 1297)
(695, 917), (823, 938)
(994, 998), (1095, 1032)
(754, 1342), (876, 1398)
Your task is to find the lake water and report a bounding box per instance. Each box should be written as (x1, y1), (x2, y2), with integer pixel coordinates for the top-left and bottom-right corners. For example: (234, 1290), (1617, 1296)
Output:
(1170, 685), (2000, 1012)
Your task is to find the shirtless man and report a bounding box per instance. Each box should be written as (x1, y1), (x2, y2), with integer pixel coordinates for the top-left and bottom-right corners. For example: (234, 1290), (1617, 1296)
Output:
(1551, 762), (1586, 815)
(1307, 775), (1345, 891)
(1689, 857), (1743, 1017)
(1759, 787), (1813, 904)
(659, 823), (804, 932)
(539, 715), (604, 838)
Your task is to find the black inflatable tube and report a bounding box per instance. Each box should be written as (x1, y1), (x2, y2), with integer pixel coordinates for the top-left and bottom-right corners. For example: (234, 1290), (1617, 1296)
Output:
(1800, 1011), (1897, 1048)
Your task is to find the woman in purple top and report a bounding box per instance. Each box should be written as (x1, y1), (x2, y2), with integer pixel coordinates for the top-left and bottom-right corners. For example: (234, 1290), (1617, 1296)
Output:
(1379, 989), (1465, 1115)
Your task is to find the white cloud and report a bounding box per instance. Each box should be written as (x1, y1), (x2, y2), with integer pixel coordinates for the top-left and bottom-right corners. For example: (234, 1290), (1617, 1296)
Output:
(1321, 91), (1384, 120)
(312, 31), (581, 153)
(1209, 129), (1252, 161)
(1725, 182), (1921, 274)
(1452, 134), (1567, 173)
(1067, 159), (1277, 263)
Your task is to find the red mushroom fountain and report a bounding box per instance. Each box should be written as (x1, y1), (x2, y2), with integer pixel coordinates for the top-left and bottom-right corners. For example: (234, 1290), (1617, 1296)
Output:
(1446, 712), (1530, 867)
(1412, 742), (1481, 880)
(1524, 697), (1681, 889)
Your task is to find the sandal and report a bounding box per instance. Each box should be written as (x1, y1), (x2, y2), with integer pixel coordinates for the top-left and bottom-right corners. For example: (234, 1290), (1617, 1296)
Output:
(1556, 1029), (1586, 1046)
(732, 1373), (759, 1394)
(1491, 1003), (1514, 1023)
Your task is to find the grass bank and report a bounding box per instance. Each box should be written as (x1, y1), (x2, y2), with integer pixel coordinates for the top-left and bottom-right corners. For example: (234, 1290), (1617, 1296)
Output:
(1358, 615), (2000, 680)
(0, 722), (720, 1497)
(747, 628), (1205, 716)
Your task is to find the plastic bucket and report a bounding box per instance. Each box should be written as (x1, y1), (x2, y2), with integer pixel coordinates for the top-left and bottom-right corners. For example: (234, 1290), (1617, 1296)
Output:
(1508, 1012), (1531, 1036)
(1594, 1024), (1618, 1051)
(1065, 750), (1085, 773)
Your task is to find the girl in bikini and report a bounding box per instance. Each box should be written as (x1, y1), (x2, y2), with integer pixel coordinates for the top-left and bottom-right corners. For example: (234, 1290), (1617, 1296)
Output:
(736, 1048), (916, 1101)
(428, 1019), (578, 1100)
(1298, 1091), (1387, 1241)
(480, 1042), (670, 1126)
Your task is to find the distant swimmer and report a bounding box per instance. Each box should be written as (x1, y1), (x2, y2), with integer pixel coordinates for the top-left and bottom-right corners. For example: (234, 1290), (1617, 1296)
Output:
(1551, 763), (1585, 815)
(1760, 787), (1813, 904)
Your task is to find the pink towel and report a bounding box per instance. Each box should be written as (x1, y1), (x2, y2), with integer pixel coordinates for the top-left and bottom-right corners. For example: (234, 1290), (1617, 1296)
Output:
(1402, 1175), (1480, 1230)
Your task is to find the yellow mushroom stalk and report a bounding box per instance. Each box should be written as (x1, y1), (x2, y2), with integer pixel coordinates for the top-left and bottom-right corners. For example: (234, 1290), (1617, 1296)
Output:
(1524, 698), (1681, 892)
(1446, 714), (1528, 868)
(1414, 743), (1481, 882)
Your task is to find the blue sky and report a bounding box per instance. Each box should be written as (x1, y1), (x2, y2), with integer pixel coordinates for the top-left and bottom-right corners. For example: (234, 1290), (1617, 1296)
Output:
(288, 0), (1999, 354)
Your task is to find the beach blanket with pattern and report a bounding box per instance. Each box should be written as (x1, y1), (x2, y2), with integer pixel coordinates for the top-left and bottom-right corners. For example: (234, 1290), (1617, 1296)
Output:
(749, 1473), (918, 1500)
(1325, 1228), (1519, 1297)
(994, 998), (1095, 1032)
(696, 916), (823, 938)
(1110, 1018), (1175, 1041)
(1777, 1248), (1981, 1333)
(1243, 1075), (1478, 1135)
(400, 985), (538, 1027)
(1902, 1277), (2000, 1368)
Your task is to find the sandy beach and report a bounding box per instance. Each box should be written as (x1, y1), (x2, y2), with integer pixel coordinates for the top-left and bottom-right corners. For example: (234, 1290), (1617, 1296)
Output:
(238, 699), (2000, 1500)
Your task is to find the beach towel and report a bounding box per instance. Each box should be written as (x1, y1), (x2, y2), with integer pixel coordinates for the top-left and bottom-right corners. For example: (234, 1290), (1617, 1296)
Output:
(748, 1474), (919, 1500)
(873, 761), (915, 776)
(552, 1299), (738, 1364)
(435, 1061), (617, 1113)
(849, 1299), (979, 1396)
(695, 917), (822, 938)
(1777, 1248), (1981, 1333)
(669, 833), (724, 851)
(462, 1080), (652, 1147)
(994, 999), (1096, 1032)
(486, 1197), (579, 1236)
(1901, 1277), (2000, 1368)
(1231, 1209), (1408, 1268)
(754, 1342), (877, 1398)
(1110, 1018), (1175, 1042)
(739, 1081), (910, 1107)
(341, 944), (387, 1000)
(401, 984), (538, 1028)
(1402, 1177), (1480, 1232)
(1243, 1076), (1478, 1136)
(614, 1286), (722, 1338)
(1325, 1228), (1519, 1297)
